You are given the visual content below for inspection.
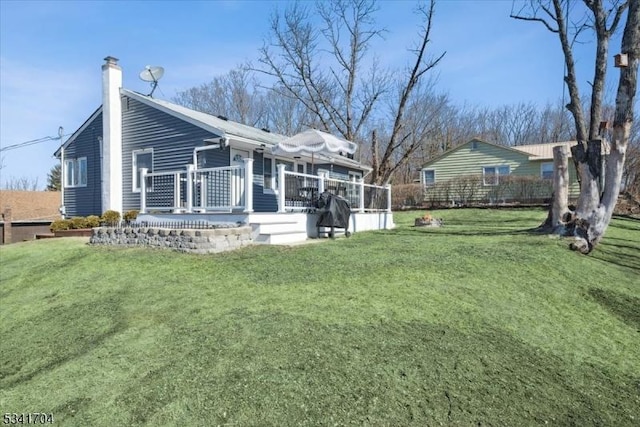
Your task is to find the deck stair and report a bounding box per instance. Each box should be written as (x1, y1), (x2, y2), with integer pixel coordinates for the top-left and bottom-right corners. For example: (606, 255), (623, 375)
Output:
(251, 217), (309, 245)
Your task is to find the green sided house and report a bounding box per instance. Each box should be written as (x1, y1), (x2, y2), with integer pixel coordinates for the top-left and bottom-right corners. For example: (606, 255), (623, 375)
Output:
(420, 138), (580, 205)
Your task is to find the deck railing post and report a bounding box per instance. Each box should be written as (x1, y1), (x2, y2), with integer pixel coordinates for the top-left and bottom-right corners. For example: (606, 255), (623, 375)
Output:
(186, 164), (194, 213)
(359, 178), (365, 213)
(173, 172), (181, 212)
(318, 171), (326, 194)
(277, 163), (287, 213)
(243, 158), (254, 213)
(140, 168), (148, 213)
(386, 184), (392, 213)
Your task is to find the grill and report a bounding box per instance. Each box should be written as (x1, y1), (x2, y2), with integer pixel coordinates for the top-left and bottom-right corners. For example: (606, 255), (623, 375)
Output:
(315, 191), (352, 238)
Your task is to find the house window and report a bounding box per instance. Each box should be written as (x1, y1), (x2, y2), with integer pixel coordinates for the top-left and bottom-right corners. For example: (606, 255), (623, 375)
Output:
(64, 157), (87, 188)
(483, 165), (510, 186)
(263, 156), (273, 190)
(541, 162), (554, 180)
(470, 141), (479, 151)
(348, 171), (362, 182)
(275, 159), (294, 187)
(133, 149), (153, 192)
(263, 157), (295, 191)
(423, 169), (435, 186)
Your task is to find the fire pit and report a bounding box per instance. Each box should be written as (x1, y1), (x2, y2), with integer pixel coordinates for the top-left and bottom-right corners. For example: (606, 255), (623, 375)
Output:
(414, 213), (443, 227)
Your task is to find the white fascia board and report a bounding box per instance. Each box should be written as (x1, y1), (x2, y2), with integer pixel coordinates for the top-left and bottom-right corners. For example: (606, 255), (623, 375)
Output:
(53, 106), (103, 158)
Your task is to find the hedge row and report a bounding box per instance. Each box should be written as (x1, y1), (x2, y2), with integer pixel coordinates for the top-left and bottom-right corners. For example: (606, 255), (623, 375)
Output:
(50, 210), (139, 232)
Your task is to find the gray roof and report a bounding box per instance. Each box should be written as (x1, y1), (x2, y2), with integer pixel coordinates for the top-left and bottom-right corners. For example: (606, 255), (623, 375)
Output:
(55, 90), (369, 172)
(123, 90), (286, 146)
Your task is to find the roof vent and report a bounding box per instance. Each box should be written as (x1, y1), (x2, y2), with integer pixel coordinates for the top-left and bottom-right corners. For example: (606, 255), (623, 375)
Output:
(217, 115), (228, 121)
(261, 128), (271, 133)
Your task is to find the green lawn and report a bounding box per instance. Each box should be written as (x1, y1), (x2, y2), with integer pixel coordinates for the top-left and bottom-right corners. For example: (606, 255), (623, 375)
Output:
(1, 208), (638, 426)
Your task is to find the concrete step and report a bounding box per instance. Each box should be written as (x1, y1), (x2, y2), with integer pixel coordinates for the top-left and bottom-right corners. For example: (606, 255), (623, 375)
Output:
(254, 231), (309, 245)
(251, 220), (306, 235)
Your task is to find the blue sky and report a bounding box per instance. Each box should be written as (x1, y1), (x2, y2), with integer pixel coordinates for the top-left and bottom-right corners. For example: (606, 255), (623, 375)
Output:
(0, 0), (625, 188)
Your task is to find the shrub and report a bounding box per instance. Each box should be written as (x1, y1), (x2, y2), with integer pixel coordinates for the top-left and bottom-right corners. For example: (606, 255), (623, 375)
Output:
(123, 210), (139, 223)
(392, 184), (424, 209)
(101, 210), (121, 225)
(69, 217), (88, 229)
(50, 219), (71, 232)
(85, 215), (101, 228)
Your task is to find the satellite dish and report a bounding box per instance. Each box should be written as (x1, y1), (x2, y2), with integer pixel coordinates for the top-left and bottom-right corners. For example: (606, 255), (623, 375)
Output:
(138, 65), (164, 97)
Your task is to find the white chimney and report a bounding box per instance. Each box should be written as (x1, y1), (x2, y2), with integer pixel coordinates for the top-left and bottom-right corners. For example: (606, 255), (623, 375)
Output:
(101, 56), (123, 214)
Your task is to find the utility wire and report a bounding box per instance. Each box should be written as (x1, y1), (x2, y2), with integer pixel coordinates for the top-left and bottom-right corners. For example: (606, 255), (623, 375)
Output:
(0, 133), (71, 153)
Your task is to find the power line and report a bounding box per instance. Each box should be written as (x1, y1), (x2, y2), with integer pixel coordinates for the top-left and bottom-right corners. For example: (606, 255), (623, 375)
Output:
(0, 133), (71, 153)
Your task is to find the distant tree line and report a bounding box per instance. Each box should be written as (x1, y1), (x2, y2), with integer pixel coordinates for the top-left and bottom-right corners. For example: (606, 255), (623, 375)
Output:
(173, 0), (638, 192)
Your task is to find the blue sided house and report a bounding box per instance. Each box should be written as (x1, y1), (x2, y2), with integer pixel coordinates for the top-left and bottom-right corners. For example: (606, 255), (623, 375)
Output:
(55, 57), (394, 244)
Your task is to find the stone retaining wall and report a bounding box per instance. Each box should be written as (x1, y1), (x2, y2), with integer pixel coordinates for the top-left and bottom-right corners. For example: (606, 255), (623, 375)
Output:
(90, 226), (253, 254)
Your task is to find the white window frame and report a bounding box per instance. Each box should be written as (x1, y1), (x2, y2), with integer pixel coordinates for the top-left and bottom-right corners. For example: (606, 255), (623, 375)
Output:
(348, 171), (362, 182)
(262, 156), (297, 193)
(263, 155), (274, 193)
(541, 162), (554, 180)
(422, 169), (435, 187)
(64, 157), (87, 188)
(470, 141), (479, 151)
(132, 148), (154, 192)
(483, 165), (510, 186)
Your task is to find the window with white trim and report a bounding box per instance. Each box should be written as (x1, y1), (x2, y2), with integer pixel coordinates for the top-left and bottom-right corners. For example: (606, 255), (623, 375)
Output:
(64, 157), (87, 188)
(133, 149), (153, 192)
(483, 165), (510, 186)
(263, 155), (273, 190)
(423, 169), (435, 186)
(348, 171), (362, 181)
(541, 162), (554, 180)
(275, 159), (294, 187)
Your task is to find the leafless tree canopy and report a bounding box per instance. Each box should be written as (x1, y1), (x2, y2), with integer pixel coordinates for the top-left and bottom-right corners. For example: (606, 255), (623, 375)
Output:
(2, 176), (40, 191)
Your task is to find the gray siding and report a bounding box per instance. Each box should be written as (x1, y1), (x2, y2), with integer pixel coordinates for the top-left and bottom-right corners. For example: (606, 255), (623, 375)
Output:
(63, 113), (103, 217)
(121, 96), (223, 211)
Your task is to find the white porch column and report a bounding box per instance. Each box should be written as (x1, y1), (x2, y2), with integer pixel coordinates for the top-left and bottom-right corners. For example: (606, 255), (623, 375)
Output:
(386, 184), (392, 213)
(358, 178), (365, 213)
(243, 158), (254, 213)
(139, 168), (148, 213)
(277, 163), (286, 213)
(186, 164), (195, 213)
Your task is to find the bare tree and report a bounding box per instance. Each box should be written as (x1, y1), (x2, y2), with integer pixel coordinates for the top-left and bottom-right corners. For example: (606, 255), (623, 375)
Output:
(513, 0), (637, 253)
(256, 0), (445, 185)
(173, 66), (268, 127)
(2, 176), (40, 191)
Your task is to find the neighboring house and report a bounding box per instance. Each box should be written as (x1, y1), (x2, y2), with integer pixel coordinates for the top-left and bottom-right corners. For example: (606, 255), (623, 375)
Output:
(54, 57), (393, 243)
(0, 191), (61, 244)
(420, 138), (581, 204)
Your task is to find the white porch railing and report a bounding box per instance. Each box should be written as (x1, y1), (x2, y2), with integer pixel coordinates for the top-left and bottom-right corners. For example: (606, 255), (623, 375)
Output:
(139, 160), (391, 214)
(140, 158), (254, 213)
(277, 165), (391, 213)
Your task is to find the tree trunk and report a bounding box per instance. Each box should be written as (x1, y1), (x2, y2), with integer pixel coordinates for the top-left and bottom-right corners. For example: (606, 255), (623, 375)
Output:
(538, 144), (573, 233)
(552, 145), (572, 232)
(570, 0), (639, 254)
